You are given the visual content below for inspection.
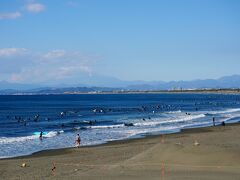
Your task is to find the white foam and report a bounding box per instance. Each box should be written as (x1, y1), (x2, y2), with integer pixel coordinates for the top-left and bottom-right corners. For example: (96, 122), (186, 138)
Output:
(0, 135), (38, 144)
(0, 131), (60, 144)
(86, 124), (125, 129)
(210, 108), (240, 115)
(43, 131), (58, 138)
(0, 156), (12, 159)
(134, 114), (206, 127)
(123, 126), (181, 138)
(166, 110), (182, 114)
(134, 121), (162, 126)
(168, 114), (206, 123)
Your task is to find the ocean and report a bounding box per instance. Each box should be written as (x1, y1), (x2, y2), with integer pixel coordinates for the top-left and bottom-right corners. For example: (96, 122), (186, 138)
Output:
(0, 93), (240, 158)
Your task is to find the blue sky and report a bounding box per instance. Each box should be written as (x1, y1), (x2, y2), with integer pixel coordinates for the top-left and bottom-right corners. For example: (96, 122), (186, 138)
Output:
(0, 0), (240, 84)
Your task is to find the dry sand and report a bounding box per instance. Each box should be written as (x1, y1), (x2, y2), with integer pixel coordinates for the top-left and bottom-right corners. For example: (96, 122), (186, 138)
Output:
(0, 124), (240, 180)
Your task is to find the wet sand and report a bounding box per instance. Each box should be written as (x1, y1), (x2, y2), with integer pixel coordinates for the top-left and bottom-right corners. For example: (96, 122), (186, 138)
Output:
(0, 124), (240, 180)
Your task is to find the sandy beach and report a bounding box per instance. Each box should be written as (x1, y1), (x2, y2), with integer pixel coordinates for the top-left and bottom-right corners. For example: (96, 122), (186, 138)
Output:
(0, 123), (240, 180)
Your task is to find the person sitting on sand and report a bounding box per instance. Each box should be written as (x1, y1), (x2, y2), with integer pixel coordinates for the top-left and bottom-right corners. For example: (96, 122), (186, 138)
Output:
(75, 134), (81, 148)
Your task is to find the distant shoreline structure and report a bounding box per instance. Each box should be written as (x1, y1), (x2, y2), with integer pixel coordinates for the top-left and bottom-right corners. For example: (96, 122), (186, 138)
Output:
(63, 88), (240, 95)
(1, 88), (240, 95)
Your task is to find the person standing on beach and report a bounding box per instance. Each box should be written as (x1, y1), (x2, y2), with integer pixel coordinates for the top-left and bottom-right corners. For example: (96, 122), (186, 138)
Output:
(213, 117), (215, 126)
(75, 134), (81, 148)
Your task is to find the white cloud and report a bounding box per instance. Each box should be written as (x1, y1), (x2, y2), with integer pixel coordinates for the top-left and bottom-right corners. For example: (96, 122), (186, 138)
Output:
(0, 11), (21, 20)
(59, 65), (92, 75)
(44, 50), (66, 59)
(0, 48), (98, 83)
(0, 2), (45, 20)
(0, 48), (27, 57)
(25, 3), (45, 13)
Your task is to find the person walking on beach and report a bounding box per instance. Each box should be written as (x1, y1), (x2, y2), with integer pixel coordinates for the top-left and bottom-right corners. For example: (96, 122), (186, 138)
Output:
(213, 117), (215, 126)
(75, 134), (81, 148)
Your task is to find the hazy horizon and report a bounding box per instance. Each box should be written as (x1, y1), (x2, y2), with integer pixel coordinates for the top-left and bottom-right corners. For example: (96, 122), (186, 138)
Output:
(1, 0), (240, 85)
(1, 73), (240, 85)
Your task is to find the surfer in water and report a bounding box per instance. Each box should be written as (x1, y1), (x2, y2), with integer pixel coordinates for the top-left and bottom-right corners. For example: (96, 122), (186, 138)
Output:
(39, 131), (43, 140)
(75, 134), (81, 148)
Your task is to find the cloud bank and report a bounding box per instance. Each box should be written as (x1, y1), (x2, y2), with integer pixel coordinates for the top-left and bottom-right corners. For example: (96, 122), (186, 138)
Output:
(0, 48), (27, 57)
(0, 48), (99, 84)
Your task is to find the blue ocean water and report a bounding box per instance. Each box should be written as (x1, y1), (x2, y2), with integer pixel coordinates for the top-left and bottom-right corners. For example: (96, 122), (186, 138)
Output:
(0, 93), (240, 158)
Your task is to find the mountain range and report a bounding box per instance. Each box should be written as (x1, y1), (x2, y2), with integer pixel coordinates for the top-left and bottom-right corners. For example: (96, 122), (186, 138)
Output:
(0, 75), (240, 94)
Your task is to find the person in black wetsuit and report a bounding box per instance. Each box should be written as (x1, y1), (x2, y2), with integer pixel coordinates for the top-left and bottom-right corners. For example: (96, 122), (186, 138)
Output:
(39, 131), (43, 140)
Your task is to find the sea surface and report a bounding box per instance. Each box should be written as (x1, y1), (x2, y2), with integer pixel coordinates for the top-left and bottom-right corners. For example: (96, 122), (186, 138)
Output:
(0, 93), (240, 158)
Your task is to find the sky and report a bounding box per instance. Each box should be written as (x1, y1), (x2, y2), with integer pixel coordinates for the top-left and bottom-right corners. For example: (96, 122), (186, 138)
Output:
(0, 0), (240, 85)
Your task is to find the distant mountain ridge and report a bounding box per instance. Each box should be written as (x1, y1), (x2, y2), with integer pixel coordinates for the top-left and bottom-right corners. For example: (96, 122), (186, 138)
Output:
(126, 75), (240, 90)
(0, 75), (240, 94)
(0, 81), (41, 91)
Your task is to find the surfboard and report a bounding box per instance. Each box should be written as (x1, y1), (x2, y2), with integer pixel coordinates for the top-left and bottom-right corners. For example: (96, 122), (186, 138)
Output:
(33, 132), (48, 136)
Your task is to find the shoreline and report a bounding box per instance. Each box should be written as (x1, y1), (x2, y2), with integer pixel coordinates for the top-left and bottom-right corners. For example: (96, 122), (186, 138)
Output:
(0, 123), (240, 179)
(1, 122), (238, 161)
(1, 89), (240, 95)
(0, 124), (219, 160)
